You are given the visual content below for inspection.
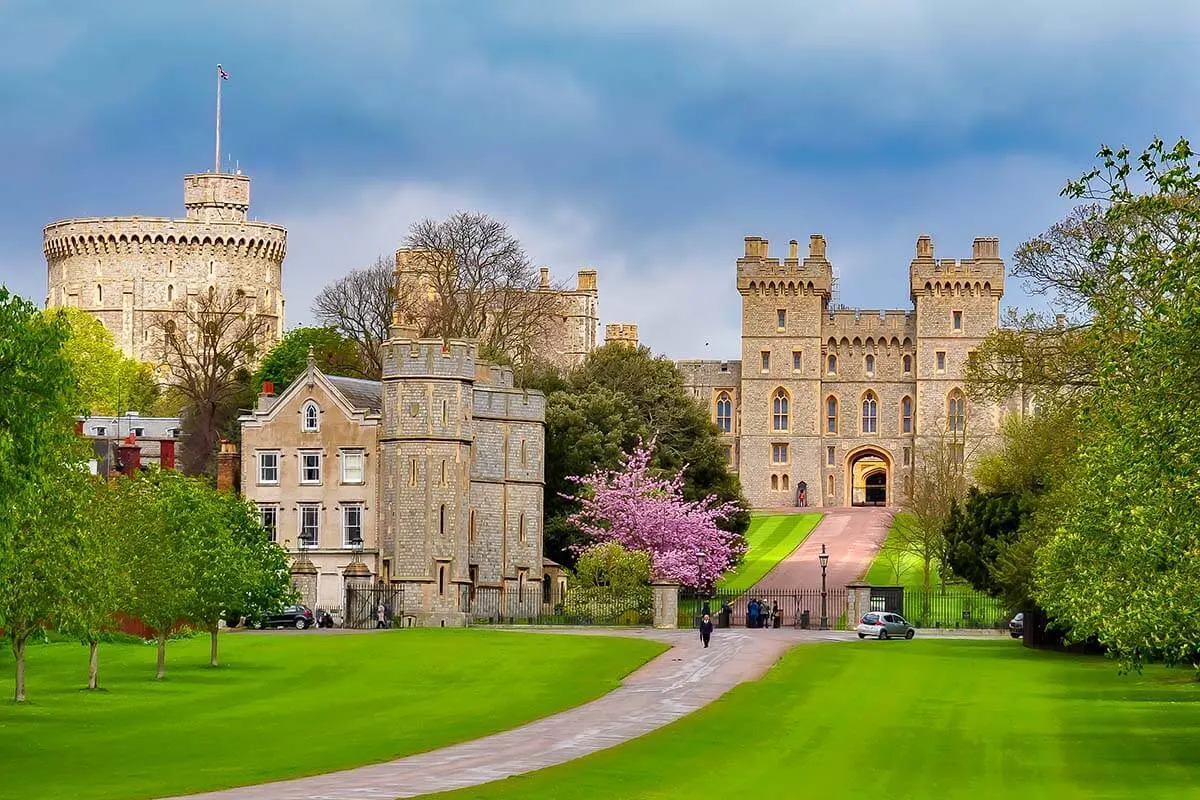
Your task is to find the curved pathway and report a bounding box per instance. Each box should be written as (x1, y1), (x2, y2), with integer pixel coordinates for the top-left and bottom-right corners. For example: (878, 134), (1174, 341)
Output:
(753, 507), (893, 590)
(167, 627), (851, 800)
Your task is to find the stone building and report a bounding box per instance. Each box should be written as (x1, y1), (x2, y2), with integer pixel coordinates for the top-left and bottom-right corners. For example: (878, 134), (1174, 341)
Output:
(680, 234), (1006, 510)
(43, 170), (287, 362)
(605, 323), (639, 348)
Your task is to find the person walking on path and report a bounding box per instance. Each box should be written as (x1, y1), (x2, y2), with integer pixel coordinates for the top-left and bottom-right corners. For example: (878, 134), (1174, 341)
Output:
(376, 603), (386, 629)
(699, 613), (714, 648)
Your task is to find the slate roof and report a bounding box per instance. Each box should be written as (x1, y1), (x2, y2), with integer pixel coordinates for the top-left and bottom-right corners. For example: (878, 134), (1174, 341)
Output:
(326, 375), (383, 414)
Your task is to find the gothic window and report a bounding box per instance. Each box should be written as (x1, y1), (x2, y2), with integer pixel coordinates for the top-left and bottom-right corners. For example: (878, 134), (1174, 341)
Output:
(716, 393), (732, 432)
(865, 354), (875, 377)
(903, 354), (912, 374)
(782, 474), (790, 491)
(862, 392), (878, 434)
(827, 474), (834, 496)
(302, 401), (319, 432)
(771, 389), (790, 432)
(826, 354), (838, 375)
(771, 474), (779, 490)
(901, 396), (913, 434)
(948, 390), (966, 433)
(826, 396), (839, 434)
(438, 564), (446, 596)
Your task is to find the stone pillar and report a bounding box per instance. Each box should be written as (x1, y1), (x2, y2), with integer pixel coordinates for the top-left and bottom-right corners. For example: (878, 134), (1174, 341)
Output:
(652, 582), (680, 629)
(216, 440), (239, 494)
(846, 581), (871, 631)
(116, 434), (141, 477)
(341, 559), (373, 627)
(290, 556), (319, 610)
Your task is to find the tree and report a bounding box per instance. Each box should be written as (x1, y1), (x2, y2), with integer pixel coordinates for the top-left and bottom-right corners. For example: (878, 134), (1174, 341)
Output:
(255, 326), (368, 391)
(311, 255), (396, 379)
(569, 441), (746, 588)
(563, 541), (653, 619)
(152, 288), (271, 476)
(52, 307), (160, 415)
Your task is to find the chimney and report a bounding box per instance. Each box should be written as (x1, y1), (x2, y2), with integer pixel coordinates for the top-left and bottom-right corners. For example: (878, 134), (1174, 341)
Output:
(258, 380), (277, 412)
(116, 433), (141, 477)
(808, 234), (826, 258)
(788, 240), (799, 260)
(216, 439), (240, 494)
(576, 269), (597, 292)
(539, 267), (550, 289)
(75, 419), (85, 436)
(916, 235), (933, 259)
(159, 439), (176, 471)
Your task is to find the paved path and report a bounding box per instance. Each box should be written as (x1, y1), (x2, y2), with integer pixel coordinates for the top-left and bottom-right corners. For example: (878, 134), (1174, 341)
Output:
(167, 627), (851, 800)
(753, 507), (893, 590)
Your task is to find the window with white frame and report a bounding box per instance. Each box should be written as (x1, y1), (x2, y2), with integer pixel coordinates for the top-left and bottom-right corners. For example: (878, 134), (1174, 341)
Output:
(862, 392), (878, 434)
(302, 401), (320, 432)
(342, 503), (363, 547)
(258, 451), (280, 484)
(258, 504), (278, 542)
(300, 451), (322, 484)
(298, 504), (320, 548)
(716, 392), (732, 432)
(341, 449), (364, 484)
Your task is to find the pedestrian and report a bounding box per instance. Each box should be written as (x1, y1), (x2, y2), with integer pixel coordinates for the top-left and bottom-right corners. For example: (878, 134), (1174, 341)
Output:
(699, 613), (714, 648)
(771, 602), (780, 629)
(748, 598), (760, 629)
(376, 602), (386, 629)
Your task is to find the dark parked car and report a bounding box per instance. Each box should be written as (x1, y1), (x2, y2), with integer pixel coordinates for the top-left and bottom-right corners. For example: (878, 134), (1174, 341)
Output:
(249, 605), (315, 630)
(1009, 612), (1024, 639)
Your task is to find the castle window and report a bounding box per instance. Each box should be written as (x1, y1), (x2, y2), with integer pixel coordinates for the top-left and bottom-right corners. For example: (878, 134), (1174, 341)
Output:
(771, 474), (779, 490)
(826, 445), (835, 466)
(861, 391), (878, 434)
(469, 510), (476, 544)
(208, 260), (214, 278)
(782, 474), (789, 491)
(903, 446), (912, 466)
(936, 351), (946, 373)
(409, 458), (417, 487)
(760, 351), (770, 372)
(903, 354), (912, 374)
(438, 564), (446, 596)
(440, 460), (447, 486)
(167, 284), (174, 302)
(826, 396), (839, 435)
(953, 310), (963, 331)
(96, 284), (103, 304)
(865, 354), (875, 377)
(519, 513), (527, 545)
(948, 390), (966, 433)
(903, 474), (912, 497)
(827, 474), (835, 496)
(716, 393), (732, 432)
(826, 354), (837, 375)
(302, 401), (319, 432)
(771, 389), (790, 432)
(950, 443), (965, 464)
(469, 565), (478, 603)
(439, 504), (446, 536)
(168, 259), (174, 276)
(776, 309), (787, 330)
(441, 399), (448, 425)
(725, 445), (734, 464)
(520, 440), (528, 467)
(772, 443), (789, 465)
(792, 351), (802, 372)
(901, 396), (913, 434)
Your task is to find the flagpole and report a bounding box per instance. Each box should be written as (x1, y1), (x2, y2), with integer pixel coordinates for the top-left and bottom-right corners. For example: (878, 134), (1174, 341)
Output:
(214, 64), (223, 174)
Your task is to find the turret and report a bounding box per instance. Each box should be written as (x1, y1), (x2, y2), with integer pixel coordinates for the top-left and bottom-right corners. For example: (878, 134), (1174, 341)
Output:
(736, 233), (833, 300)
(183, 173), (250, 223)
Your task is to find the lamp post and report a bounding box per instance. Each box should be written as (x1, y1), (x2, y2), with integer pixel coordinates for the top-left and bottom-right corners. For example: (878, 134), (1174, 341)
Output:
(818, 543), (830, 631)
(695, 550), (708, 623)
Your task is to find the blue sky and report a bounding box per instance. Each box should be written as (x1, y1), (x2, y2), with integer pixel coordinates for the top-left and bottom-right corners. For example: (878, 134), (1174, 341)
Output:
(3, 1), (1198, 358)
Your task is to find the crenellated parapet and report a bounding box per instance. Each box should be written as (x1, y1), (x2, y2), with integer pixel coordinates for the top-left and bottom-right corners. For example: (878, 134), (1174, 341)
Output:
(43, 218), (287, 262)
(822, 309), (917, 345)
(604, 323), (639, 348)
(737, 234), (834, 299)
(909, 235), (1005, 301)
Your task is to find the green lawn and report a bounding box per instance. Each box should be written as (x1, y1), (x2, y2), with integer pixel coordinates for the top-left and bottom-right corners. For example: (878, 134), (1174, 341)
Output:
(718, 512), (822, 592)
(433, 639), (1200, 800)
(0, 629), (665, 800)
(864, 511), (943, 588)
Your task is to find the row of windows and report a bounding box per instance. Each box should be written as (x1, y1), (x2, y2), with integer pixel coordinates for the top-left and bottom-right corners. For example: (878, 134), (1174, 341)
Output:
(257, 449), (365, 486)
(771, 309), (965, 333)
(760, 350), (959, 377)
(259, 503), (363, 548)
(752, 389), (965, 435)
(769, 443), (916, 469)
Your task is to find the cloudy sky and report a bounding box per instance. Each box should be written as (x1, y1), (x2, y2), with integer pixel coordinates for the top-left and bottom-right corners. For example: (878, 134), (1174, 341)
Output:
(2, 1), (1198, 359)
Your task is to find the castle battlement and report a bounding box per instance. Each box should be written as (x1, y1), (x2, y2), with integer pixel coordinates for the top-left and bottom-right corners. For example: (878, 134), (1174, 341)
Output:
(473, 384), (546, 422)
(381, 337), (478, 381)
(909, 236), (1005, 299)
(823, 309), (917, 341)
(736, 234), (833, 297)
(605, 323), (639, 348)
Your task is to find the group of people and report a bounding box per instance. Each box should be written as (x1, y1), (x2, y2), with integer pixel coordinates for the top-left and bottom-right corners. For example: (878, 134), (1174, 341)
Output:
(698, 598), (783, 648)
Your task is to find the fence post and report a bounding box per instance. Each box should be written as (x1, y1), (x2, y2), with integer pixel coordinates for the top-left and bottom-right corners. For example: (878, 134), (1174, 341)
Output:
(652, 582), (680, 629)
(846, 581), (871, 631)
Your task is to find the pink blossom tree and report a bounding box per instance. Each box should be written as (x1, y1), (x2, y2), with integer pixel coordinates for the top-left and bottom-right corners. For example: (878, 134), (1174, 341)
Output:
(568, 441), (747, 588)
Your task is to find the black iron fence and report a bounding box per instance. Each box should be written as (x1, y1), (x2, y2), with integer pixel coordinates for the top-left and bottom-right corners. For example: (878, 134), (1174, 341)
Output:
(468, 585), (653, 627)
(873, 586), (1011, 629)
(680, 588), (850, 630)
(344, 584), (406, 629)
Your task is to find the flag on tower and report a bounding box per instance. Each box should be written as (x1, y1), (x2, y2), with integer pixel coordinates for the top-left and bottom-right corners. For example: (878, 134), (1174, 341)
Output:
(218, 65), (229, 80)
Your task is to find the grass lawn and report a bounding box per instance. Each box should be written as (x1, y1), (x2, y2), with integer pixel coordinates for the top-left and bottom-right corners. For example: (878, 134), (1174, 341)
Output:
(718, 512), (822, 592)
(433, 639), (1200, 800)
(0, 629), (665, 800)
(863, 511), (943, 588)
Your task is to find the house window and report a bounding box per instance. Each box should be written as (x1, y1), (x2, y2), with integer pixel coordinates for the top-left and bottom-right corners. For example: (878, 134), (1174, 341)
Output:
(300, 451), (321, 484)
(862, 392), (878, 434)
(903, 446), (912, 466)
(825, 396), (839, 434)
(258, 504), (278, 542)
(93, 426), (106, 437)
(716, 392), (732, 432)
(953, 310), (963, 331)
(826, 354), (837, 375)
(936, 351), (946, 373)
(901, 396), (913, 434)
(258, 451), (279, 485)
(771, 389), (789, 431)
(302, 401), (319, 431)
(826, 445), (835, 466)
(776, 309), (787, 330)
(761, 351), (771, 372)
(865, 354), (875, 376)
(342, 503), (363, 547)
(132, 427), (144, 437)
(298, 504), (320, 548)
(341, 449), (364, 484)
(903, 354), (912, 374)
(948, 390), (966, 433)
(772, 443), (788, 464)
(792, 351), (802, 372)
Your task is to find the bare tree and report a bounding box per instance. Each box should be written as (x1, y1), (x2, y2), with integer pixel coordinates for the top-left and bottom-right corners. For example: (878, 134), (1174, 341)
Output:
(311, 256), (396, 380)
(153, 288), (270, 476)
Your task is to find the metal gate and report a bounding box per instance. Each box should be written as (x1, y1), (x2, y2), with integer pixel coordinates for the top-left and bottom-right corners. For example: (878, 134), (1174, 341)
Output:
(344, 584), (406, 629)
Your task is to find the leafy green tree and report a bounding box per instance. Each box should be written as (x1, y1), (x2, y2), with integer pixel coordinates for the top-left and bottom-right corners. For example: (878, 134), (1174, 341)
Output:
(255, 325), (368, 391)
(564, 541), (653, 619)
(51, 307), (160, 415)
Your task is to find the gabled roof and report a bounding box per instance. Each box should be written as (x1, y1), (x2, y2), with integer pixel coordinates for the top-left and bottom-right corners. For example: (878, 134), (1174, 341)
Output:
(326, 376), (382, 414)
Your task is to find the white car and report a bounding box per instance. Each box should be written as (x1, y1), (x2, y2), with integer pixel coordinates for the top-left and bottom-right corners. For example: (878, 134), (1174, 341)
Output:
(857, 611), (915, 640)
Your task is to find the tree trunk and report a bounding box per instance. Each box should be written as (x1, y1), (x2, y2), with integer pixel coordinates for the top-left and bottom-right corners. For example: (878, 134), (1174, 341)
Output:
(13, 635), (27, 703)
(156, 633), (167, 680)
(88, 639), (99, 690)
(922, 557), (932, 592)
(209, 624), (219, 668)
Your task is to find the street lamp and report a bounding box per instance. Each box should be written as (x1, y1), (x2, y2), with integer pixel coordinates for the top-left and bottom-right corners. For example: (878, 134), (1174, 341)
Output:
(818, 543), (830, 630)
(695, 550), (708, 622)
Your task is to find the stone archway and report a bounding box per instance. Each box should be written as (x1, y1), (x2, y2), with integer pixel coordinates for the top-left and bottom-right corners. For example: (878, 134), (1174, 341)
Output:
(845, 446), (893, 507)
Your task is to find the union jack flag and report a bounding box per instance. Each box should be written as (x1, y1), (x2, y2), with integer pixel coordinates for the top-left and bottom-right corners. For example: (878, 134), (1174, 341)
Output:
(218, 65), (229, 80)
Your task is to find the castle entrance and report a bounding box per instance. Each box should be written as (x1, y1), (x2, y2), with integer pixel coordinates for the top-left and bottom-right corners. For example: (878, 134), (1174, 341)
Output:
(847, 449), (890, 507)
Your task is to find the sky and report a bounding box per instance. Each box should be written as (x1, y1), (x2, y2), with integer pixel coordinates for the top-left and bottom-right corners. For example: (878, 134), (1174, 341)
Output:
(2, 1), (1198, 360)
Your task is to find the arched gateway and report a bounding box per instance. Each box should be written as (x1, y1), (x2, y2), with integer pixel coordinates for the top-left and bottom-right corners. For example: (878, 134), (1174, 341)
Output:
(846, 447), (892, 507)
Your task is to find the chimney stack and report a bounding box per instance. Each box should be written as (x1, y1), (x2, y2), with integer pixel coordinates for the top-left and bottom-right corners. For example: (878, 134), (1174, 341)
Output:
(539, 267), (550, 289)
(116, 434), (142, 477)
(159, 439), (176, 471)
(216, 440), (240, 494)
(916, 235), (933, 259)
(788, 240), (799, 260)
(808, 234), (826, 258)
(258, 381), (277, 412)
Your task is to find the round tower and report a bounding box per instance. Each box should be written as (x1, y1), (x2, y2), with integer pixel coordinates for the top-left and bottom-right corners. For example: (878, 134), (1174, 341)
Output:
(42, 171), (286, 362)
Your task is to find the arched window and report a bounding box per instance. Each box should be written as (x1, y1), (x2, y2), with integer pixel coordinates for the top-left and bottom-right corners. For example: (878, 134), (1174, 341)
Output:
(771, 474), (779, 490)
(825, 396), (839, 434)
(865, 354), (875, 376)
(826, 354), (838, 375)
(948, 390), (966, 433)
(782, 474), (790, 491)
(903, 354), (912, 374)
(771, 389), (790, 431)
(901, 396), (913, 434)
(862, 391), (878, 434)
(827, 474), (834, 496)
(716, 392), (732, 433)
(439, 503), (446, 536)
(438, 564), (446, 596)
(302, 401), (319, 432)
(167, 284), (174, 302)
(96, 284), (103, 304)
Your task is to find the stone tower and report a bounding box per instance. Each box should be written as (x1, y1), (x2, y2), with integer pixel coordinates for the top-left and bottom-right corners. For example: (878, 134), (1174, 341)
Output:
(43, 172), (287, 362)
